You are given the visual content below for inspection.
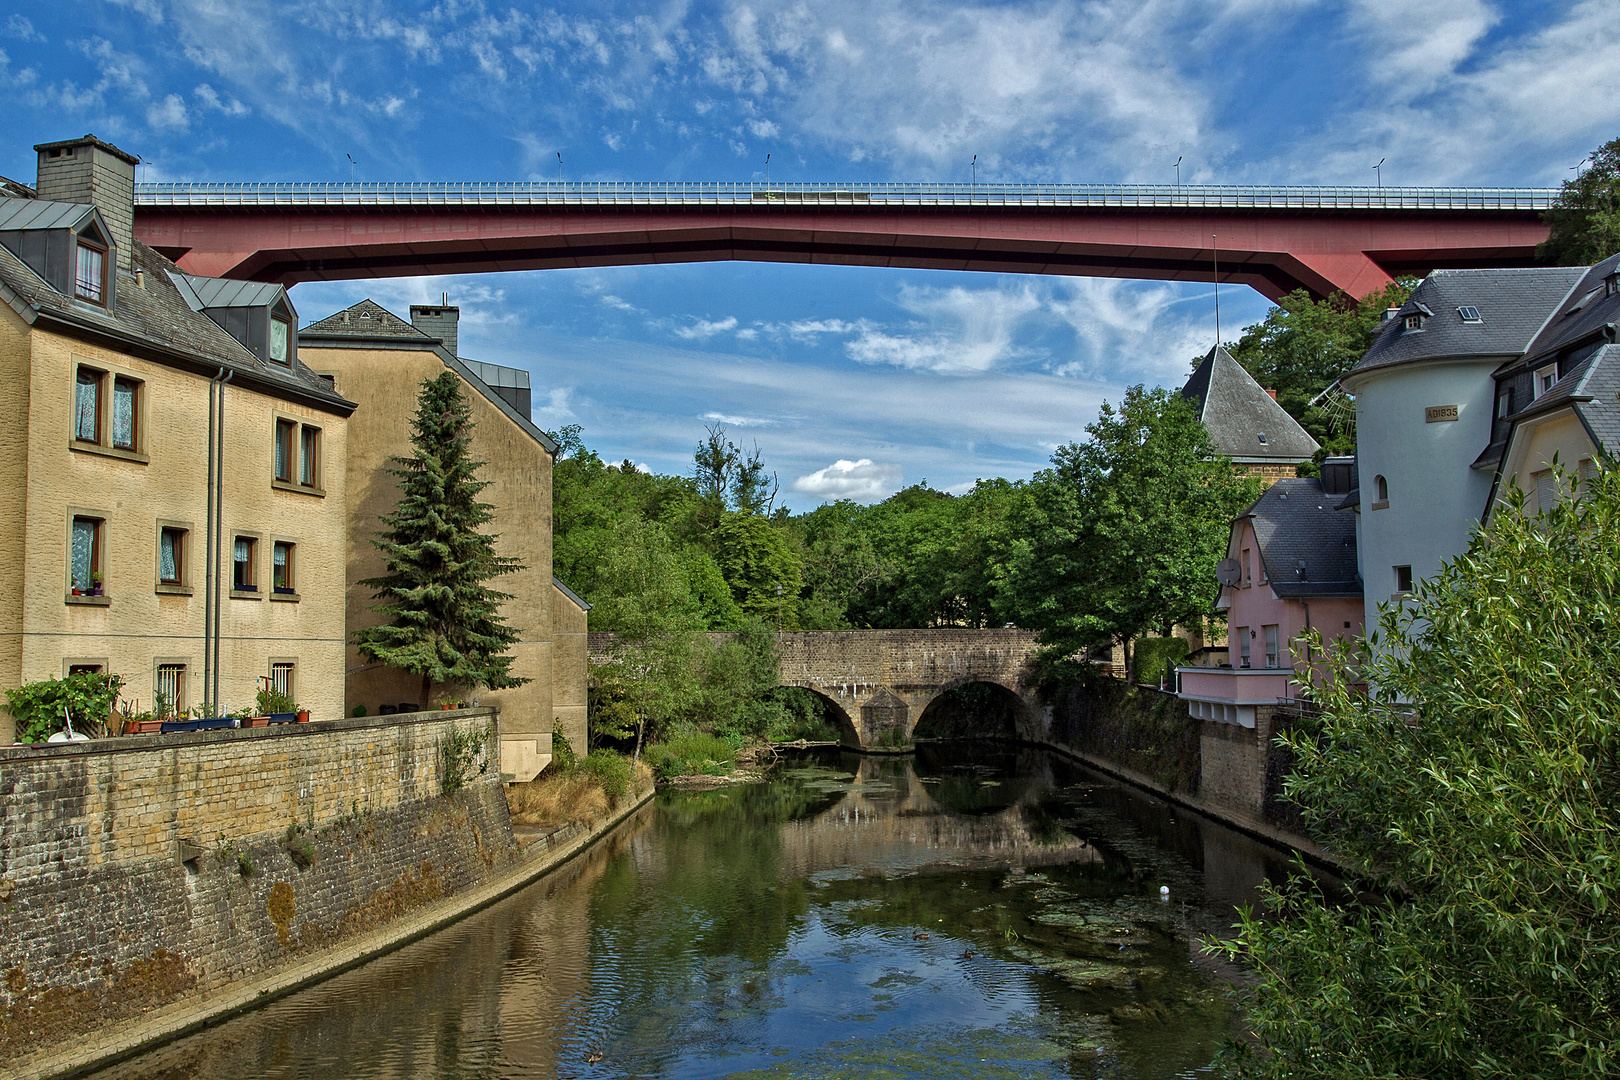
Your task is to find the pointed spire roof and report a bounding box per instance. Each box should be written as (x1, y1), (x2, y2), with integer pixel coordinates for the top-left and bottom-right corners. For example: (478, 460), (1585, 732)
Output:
(302, 298), (431, 340)
(1181, 346), (1319, 463)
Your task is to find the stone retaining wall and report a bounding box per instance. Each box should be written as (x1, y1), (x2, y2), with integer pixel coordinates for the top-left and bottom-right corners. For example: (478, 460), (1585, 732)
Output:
(0, 708), (515, 1063)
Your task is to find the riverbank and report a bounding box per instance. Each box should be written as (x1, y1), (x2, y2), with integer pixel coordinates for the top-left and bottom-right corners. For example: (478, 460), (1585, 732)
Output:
(7, 725), (651, 1080)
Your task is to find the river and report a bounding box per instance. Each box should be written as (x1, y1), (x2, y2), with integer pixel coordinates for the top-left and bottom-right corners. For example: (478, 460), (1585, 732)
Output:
(91, 744), (1306, 1079)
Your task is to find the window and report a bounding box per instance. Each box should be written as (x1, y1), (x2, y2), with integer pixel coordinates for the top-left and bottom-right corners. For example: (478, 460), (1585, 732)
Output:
(1373, 474), (1389, 508)
(1242, 548), (1251, 585)
(67, 662), (102, 676)
(74, 238), (106, 304)
(111, 377), (138, 451)
(72, 365), (145, 460)
(159, 526), (185, 586)
(233, 535), (258, 593)
(1535, 469), (1558, 513)
(1496, 389), (1513, 419)
(1256, 432), (1268, 444)
(75, 368), (102, 442)
(155, 663), (186, 718)
(300, 426), (319, 486)
(1580, 457), (1600, 497)
(1237, 627), (1251, 668)
(1404, 313), (1424, 331)
(70, 515), (103, 595)
(274, 420), (296, 483)
(1457, 306), (1482, 323)
(1395, 565), (1414, 594)
(272, 541), (295, 596)
(1536, 365), (1557, 398)
(269, 317), (290, 365)
(270, 661), (295, 701)
(272, 419), (323, 493)
(1263, 624), (1280, 668)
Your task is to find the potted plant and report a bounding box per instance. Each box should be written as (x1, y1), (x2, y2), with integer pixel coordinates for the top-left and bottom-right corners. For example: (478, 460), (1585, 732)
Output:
(440, 698), (464, 711)
(256, 685), (297, 725)
(295, 705), (310, 723)
(89, 572), (103, 596)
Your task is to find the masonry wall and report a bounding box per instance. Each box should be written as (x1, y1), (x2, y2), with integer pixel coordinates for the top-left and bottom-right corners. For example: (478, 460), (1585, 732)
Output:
(0, 708), (514, 1062)
(2, 318), (349, 742)
(298, 343), (553, 740)
(551, 584), (588, 755)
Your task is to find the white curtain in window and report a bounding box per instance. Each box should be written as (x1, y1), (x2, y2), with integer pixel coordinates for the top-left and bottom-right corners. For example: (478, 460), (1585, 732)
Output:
(112, 380), (134, 449)
(273, 543), (288, 588)
(300, 429), (315, 484)
(270, 319), (288, 363)
(75, 245), (102, 301)
(75, 373), (98, 440)
(71, 519), (94, 590)
(275, 428), (289, 479)
(160, 530), (177, 581)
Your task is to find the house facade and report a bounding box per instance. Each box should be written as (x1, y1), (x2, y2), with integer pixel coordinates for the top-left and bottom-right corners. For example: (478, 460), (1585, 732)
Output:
(1342, 267), (1586, 616)
(298, 300), (576, 781)
(0, 137), (355, 739)
(1177, 470), (1363, 728)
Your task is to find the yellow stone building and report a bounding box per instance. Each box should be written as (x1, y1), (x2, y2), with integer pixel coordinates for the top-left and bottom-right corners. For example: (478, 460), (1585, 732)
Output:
(299, 300), (585, 780)
(0, 137), (356, 740)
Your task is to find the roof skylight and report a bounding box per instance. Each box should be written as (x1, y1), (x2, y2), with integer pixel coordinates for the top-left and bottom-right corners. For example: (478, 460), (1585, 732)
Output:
(1457, 306), (1482, 322)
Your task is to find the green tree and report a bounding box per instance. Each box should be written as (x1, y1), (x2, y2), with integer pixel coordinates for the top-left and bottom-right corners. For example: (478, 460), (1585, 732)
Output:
(1007, 386), (1259, 674)
(1223, 467), (1620, 1079)
(1227, 281), (1412, 449)
(355, 372), (527, 706)
(1541, 135), (1620, 266)
(714, 511), (803, 626)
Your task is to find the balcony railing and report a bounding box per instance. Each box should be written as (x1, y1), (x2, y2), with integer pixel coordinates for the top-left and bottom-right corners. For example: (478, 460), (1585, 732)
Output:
(133, 181), (1559, 212)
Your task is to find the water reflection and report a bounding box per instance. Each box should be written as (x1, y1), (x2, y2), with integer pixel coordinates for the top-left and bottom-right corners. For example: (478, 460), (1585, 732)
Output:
(93, 744), (1305, 1080)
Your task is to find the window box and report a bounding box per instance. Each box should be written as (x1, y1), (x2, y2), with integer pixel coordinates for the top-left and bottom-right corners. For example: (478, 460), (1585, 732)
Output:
(269, 711), (300, 725)
(244, 715), (271, 728)
(159, 717), (234, 733)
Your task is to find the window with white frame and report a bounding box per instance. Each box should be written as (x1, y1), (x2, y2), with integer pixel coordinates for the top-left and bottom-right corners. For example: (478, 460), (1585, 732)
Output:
(269, 661), (295, 701)
(1263, 624), (1280, 668)
(1237, 626), (1251, 668)
(155, 663), (186, 717)
(1535, 365), (1558, 398)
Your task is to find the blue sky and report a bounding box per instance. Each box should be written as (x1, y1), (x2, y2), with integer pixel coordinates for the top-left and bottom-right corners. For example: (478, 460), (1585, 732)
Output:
(4, 0), (1618, 508)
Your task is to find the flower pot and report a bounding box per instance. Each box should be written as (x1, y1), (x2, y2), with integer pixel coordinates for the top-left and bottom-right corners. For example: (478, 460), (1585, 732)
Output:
(245, 716), (271, 728)
(295, 710), (310, 723)
(136, 720), (164, 734)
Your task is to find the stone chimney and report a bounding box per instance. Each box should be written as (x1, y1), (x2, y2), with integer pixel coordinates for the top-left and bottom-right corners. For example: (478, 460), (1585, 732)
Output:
(1382, 305), (1401, 323)
(34, 136), (138, 271)
(1264, 388), (1278, 401)
(410, 303), (460, 358)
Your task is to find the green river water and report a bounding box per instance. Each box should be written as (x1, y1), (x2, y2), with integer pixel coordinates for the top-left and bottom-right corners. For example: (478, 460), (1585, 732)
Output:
(92, 744), (1306, 1079)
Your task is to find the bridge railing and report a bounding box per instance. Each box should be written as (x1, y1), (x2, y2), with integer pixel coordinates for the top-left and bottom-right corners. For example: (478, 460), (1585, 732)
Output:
(133, 181), (1559, 212)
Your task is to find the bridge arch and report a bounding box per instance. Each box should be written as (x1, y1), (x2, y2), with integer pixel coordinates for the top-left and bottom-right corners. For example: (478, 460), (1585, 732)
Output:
(912, 678), (1037, 743)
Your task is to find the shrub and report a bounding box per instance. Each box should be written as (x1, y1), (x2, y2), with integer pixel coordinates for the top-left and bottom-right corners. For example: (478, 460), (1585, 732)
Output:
(549, 724), (581, 774)
(256, 686), (296, 715)
(440, 721), (490, 794)
(583, 749), (631, 799)
(1221, 467), (1620, 1078)
(1131, 635), (1189, 686)
(4, 671), (124, 742)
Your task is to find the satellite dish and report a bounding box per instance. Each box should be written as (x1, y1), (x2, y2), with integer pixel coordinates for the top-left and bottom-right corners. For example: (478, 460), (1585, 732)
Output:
(1215, 558), (1242, 586)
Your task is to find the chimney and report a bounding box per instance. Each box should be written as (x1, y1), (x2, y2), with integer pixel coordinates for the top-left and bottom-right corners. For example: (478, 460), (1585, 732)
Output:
(1264, 388), (1278, 401)
(1382, 305), (1401, 322)
(409, 303), (460, 358)
(34, 135), (138, 271)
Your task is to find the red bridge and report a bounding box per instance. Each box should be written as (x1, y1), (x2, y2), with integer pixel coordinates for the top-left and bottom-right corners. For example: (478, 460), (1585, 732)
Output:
(133, 182), (1558, 301)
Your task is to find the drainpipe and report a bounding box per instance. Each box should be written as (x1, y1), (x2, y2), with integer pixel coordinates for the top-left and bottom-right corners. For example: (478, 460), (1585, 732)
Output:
(212, 370), (233, 712)
(203, 369), (227, 710)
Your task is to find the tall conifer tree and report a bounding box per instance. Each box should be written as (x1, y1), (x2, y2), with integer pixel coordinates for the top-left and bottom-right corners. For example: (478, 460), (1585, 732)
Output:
(356, 372), (527, 705)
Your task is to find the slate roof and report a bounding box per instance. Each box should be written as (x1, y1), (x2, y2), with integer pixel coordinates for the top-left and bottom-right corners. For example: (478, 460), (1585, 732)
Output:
(168, 271), (288, 311)
(300, 299), (559, 453)
(1348, 267), (1586, 381)
(1508, 342), (1620, 452)
(1518, 252), (1620, 364)
(0, 198), (99, 233)
(1181, 345), (1319, 462)
(1240, 477), (1361, 598)
(0, 202), (354, 415)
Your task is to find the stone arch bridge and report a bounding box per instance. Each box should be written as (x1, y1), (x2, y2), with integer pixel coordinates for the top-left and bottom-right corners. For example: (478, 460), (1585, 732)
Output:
(588, 628), (1047, 749)
(777, 629), (1047, 748)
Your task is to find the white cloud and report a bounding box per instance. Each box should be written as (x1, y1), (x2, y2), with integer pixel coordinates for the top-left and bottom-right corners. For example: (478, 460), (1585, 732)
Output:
(792, 458), (903, 502)
(674, 316), (739, 339)
(194, 83), (248, 116)
(1344, 0), (1497, 93)
(533, 386), (578, 426)
(703, 411), (773, 427)
(147, 92), (189, 130)
(599, 294), (637, 311)
(845, 283), (1042, 372)
(6, 16), (44, 42)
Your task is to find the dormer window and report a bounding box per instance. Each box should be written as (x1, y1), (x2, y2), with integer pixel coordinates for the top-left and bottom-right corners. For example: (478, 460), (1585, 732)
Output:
(270, 316), (290, 365)
(1535, 365), (1557, 398)
(1404, 313), (1424, 331)
(1607, 273), (1619, 298)
(74, 237), (106, 304)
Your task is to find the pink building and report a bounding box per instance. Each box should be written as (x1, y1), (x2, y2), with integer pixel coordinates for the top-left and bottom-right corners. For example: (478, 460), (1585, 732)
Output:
(1178, 467), (1364, 729)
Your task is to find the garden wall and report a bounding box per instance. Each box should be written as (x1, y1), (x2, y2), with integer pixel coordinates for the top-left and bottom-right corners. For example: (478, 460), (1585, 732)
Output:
(0, 707), (515, 1063)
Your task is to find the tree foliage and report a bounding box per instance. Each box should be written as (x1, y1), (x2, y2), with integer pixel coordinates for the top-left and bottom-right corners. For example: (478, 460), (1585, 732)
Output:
(355, 372), (526, 704)
(1007, 386), (1260, 672)
(5, 670), (124, 742)
(1223, 466), (1620, 1079)
(1541, 135), (1620, 266)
